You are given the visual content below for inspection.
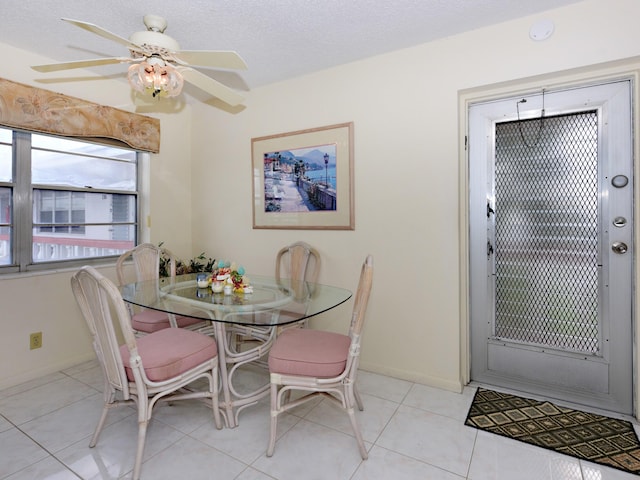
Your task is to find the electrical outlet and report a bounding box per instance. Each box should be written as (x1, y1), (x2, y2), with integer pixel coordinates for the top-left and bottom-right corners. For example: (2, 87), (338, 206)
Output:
(30, 332), (42, 350)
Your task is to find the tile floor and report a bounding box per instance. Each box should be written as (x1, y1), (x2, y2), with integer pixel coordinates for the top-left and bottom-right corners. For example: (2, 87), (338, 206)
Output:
(1, 360), (638, 480)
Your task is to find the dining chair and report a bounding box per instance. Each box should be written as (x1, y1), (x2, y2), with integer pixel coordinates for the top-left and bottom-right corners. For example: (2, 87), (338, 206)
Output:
(116, 243), (205, 334)
(275, 241), (321, 330)
(71, 266), (222, 480)
(231, 241), (321, 353)
(275, 241), (320, 286)
(266, 254), (374, 460)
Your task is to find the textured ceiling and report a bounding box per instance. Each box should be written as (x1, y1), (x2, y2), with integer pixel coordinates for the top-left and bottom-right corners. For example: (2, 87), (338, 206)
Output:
(0, 0), (584, 97)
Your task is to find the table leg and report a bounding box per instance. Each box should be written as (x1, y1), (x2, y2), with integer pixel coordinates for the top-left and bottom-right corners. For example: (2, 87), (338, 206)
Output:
(212, 321), (237, 428)
(210, 319), (277, 428)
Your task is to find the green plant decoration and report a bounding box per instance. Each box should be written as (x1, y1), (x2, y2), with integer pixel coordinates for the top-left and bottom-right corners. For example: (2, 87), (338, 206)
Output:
(158, 242), (216, 277)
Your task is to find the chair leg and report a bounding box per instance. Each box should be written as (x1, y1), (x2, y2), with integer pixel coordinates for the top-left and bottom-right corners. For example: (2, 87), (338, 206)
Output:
(353, 383), (364, 411)
(346, 407), (368, 460)
(266, 382), (279, 457)
(89, 404), (110, 448)
(133, 419), (149, 480)
(346, 383), (367, 459)
(90, 388), (116, 448)
(211, 366), (223, 429)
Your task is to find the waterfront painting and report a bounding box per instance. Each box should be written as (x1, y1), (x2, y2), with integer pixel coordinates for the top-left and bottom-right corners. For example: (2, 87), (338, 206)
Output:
(263, 144), (337, 213)
(252, 122), (354, 230)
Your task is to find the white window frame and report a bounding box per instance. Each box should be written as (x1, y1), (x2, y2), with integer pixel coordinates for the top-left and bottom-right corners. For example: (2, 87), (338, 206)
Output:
(0, 128), (141, 274)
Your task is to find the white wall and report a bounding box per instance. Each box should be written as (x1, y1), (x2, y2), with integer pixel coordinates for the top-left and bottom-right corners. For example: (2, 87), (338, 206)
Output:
(1, 0), (640, 402)
(190, 0), (640, 394)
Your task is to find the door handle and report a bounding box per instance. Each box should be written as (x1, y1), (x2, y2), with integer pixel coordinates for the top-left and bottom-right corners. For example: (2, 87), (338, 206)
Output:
(613, 216), (627, 228)
(612, 241), (628, 254)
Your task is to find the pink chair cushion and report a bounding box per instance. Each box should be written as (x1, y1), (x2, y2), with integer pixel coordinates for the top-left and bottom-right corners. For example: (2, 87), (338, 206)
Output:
(268, 328), (351, 378)
(131, 309), (203, 333)
(120, 328), (217, 382)
(175, 316), (204, 328)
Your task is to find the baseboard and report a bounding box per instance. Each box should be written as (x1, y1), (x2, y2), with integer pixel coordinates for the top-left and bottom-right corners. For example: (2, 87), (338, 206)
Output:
(358, 360), (463, 393)
(0, 353), (96, 391)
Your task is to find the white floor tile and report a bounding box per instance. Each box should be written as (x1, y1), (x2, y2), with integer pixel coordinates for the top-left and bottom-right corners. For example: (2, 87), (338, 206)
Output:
(376, 404), (477, 477)
(0, 372), (68, 401)
(352, 446), (465, 479)
(191, 399), (299, 464)
(0, 376), (97, 425)
(271, 390), (324, 418)
(403, 383), (476, 421)
(303, 392), (399, 443)
(4, 455), (80, 480)
(152, 398), (215, 435)
(0, 414), (12, 433)
(468, 430), (582, 480)
(251, 419), (366, 480)
(20, 393), (133, 453)
(2, 363), (639, 480)
(356, 370), (413, 403)
(235, 466), (280, 480)
(0, 427), (50, 477)
(61, 359), (100, 377)
(65, 363), (105, 391)
(137, 435), (246, 480)
(54, 416), (185, 479)
(581, 461), (640, 480)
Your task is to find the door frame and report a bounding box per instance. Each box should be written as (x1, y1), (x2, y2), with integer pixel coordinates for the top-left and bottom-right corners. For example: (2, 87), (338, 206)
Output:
(458, 62), (640, 419)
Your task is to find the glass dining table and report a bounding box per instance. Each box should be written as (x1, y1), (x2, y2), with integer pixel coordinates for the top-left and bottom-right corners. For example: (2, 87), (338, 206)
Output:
(120, 273), (352, 428)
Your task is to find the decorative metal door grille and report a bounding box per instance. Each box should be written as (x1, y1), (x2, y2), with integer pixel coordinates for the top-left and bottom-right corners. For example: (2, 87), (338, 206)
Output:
(493, 111), (600, 354)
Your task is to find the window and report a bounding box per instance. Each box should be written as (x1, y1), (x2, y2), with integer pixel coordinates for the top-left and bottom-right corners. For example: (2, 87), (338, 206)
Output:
(0, 127), (140, 272)
(37, 191), (86, 234)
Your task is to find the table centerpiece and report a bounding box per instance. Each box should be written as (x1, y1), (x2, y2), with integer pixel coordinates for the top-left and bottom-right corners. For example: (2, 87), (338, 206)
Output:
(210, 260), (253, 294)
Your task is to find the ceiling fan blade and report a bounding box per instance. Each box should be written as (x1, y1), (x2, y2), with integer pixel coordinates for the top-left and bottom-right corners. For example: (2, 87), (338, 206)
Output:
(177, 67), (245, 106)
(32, 57), (133, 72)
(61, 18), (141, 50)
(174, 50), (247, 70)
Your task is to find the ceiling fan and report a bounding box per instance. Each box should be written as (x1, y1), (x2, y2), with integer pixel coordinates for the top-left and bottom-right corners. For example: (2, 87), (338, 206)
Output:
(31, 14), (247, 106)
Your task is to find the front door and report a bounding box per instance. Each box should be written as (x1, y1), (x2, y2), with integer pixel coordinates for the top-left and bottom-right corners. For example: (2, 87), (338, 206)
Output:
(468, 80), (633, 414)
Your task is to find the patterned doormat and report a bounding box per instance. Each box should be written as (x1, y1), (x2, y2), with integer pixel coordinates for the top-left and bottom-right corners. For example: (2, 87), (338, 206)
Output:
(464, 388), (640, 475)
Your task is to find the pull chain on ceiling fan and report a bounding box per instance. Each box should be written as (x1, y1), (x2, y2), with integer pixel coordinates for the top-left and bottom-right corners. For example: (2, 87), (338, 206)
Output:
(31, 14), (248, 106)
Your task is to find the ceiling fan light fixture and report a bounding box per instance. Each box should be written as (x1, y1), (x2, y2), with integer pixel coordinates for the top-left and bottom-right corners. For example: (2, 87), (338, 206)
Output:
(36, 15), (248, 107)
(127, 58), (183, 98)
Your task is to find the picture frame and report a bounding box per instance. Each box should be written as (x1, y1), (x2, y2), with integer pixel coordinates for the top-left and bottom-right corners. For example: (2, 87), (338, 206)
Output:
(251, 122), (354, 230)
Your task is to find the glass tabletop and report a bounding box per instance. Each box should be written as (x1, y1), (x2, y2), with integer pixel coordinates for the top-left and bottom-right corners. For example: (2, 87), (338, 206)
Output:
(120, 273), (352, 326)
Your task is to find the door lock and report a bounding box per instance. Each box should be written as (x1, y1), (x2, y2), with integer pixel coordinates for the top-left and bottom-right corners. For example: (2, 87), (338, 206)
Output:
(612, 241), (628, 254)
(611, 174), (629, 188)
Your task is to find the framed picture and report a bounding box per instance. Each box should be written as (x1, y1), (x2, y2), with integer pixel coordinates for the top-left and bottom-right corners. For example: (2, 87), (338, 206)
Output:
(251, 122), (354, 230)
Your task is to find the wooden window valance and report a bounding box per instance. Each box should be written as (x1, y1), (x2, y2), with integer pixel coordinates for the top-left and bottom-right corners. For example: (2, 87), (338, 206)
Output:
(0, 78), (160, 153)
